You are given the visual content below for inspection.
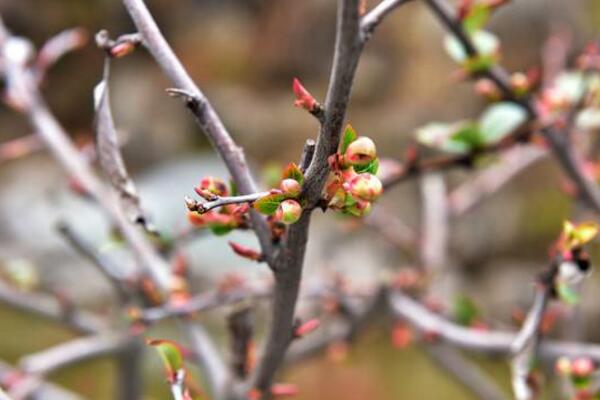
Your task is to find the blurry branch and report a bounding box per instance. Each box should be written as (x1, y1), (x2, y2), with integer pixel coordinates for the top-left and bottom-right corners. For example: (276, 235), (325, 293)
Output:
(0, 360), (82, 400)
(424, 344), (508, 400)
(448, 146), (547, 216)
(418, 174), (508, 400)
(381, 121), (534, 188)
(0, 134), (43, 163)
(360, 0), (414, 42)
(363, 206), (417, 255)
(0, 18), (229, 400)
(140, 284), (272, 323)
(510, 284), (551, 400)
(388, 289), (600, 362)
(419, 173), (448, 272)
(227, 307), (254, 379)
(0, 18), (171, 292)
(36, 28), (88, 81)
(57, 222), (132, 301)
(10, 334), (132, 400)
(181, 324), (229, 400)
(422, 0), (600, 215)
(120, 0), (272, 258)
(0, 279), (105, 334)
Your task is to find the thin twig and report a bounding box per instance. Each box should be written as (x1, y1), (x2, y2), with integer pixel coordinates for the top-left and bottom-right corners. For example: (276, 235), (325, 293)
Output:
(360, 0), (414, 42)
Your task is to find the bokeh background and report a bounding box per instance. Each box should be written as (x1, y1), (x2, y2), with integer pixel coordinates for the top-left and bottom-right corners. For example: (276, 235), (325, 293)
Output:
(1, 0), (600, 399)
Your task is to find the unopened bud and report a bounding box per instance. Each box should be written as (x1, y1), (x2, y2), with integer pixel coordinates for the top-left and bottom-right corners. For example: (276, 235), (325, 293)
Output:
(345, 137), (377, 167)
(196, 177), (228, 197)
(228, 241), (263, 261)
(280, 179), (301, 197)
(555, 356), (571, 376)
(510, 72), (530, 95)
(271, 383), (299, 397)
(345, 173), (383, 201)
(572, 357), (594, 377)
(187, 211), (206, 227)
(294, 319), (321, 338)
(474, 78), (501, 100)
(275, 199), (302, 225)
(110, 41), (136, 58)
(292, 78), (318, 112)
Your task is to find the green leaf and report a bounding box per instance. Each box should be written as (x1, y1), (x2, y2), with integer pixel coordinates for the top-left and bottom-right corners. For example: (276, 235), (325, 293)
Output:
(417, 121), (483, 154)
(576, 108), (600, 130)
(210, 225), (234, 236)
(229, 180), (238, 196)
(556, 283), (580, 305)
(444, 31), (499, 72)
(354, 158), (379, 175)
(253, 193), (286, 215)
(282, 162), (304, 185)
(341, 124), (358, 154)
(452, 295), (480, 326)
(462, 4), (490, 33)
(147, 339), (184, 377)
(479, 102), (527, 144)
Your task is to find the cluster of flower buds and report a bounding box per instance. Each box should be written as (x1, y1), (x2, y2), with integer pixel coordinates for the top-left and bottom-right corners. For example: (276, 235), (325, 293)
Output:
(551, 221), (597, 305)
(253, 163), (305, 226)
(555, 356), (598, 399)
(186, 177), (249, 235)
(324, 125), (382, 217)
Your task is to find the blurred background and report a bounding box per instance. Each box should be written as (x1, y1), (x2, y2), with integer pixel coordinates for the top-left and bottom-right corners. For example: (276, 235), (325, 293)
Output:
(1, 0), (600, 398)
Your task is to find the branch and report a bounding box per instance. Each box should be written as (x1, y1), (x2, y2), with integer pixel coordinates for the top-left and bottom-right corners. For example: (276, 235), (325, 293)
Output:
(0, 360), (82, 400)
(10, 334), (131, 399)
(388, 289), (600, 363)
(360, 0), (414, 42)
(0, 279), (105, 334)
(423, 0), (600, 215)
(250, 0), (364, 393)
(120, 0), (273, 258)
(185, 190), (272, 214)
(510, 285), (551, 400)
(448, 145), (547, 216)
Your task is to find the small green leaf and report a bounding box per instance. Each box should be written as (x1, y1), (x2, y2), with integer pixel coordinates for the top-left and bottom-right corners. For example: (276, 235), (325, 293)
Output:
(556, 283), (580, 305)
(229, 180), (238, 196)
(462, 4), (490, 33)
(210, 225), (234, 236)
(341, 124), (358, 154)
(253, 193), (286, 215)
(147, 339), (184, 377)
(452, 295), (480, 326)
(417, 121), (483, 154)
(282, 162), (304, 185)
(444, 31), (499, 72)
(354, 157), (379, 175)
(479, 102), (527, 144)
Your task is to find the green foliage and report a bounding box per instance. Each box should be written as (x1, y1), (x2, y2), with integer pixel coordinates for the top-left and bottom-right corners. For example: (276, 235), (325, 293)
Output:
(147, 339), (184, 378)
(282, 162), (305, 185)
(444, 30), (499, 72)
(452, 295), (480, 326)
(462, 4), (490, 33)
(253, 193), (286, 215)
(354, 157), (379, 174)
(341, 124), (358, 154)
(479, 102), (527, 143)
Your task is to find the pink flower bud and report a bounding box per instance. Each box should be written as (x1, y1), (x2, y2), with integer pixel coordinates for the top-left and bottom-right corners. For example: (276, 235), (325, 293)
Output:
(555, 356), (571, 376)
(572, 357), (594, 377)
(271, 383), (299, 397)
(228, 241), (263, 262)
(110, 41), (136, 58)
(292, 78), (317, 112)
(345, 199), (372, 217)
(280, 178), (301, 197)
(346, 173), (383, 201)
(344, 137), (377, 166)
(196, 177), (228, 197)
(275, 199), (302, 225)
(294, 319), (320, 337)
(187, 211), (206, 227)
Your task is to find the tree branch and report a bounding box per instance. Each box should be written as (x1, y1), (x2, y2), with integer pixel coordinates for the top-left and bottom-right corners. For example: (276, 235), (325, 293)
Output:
(120, 0), (273, 259)
(360, 0), (414, 42)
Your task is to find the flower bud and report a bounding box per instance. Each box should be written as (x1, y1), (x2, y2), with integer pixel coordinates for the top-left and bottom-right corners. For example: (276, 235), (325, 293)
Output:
(345, 200), (372, 217)
(294, 319), (321, 338)
(555, 356), (571, 376)
(275, 199), (302, 225)
(345, 173), (383, 201)
(292, 78), (318, 112)
(344, 137), (377, 166)
(280, 178), (301, 197)
(572, 357), (594, 377)
(187, 211), (206, 227)
(196, 177), (228, 197)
